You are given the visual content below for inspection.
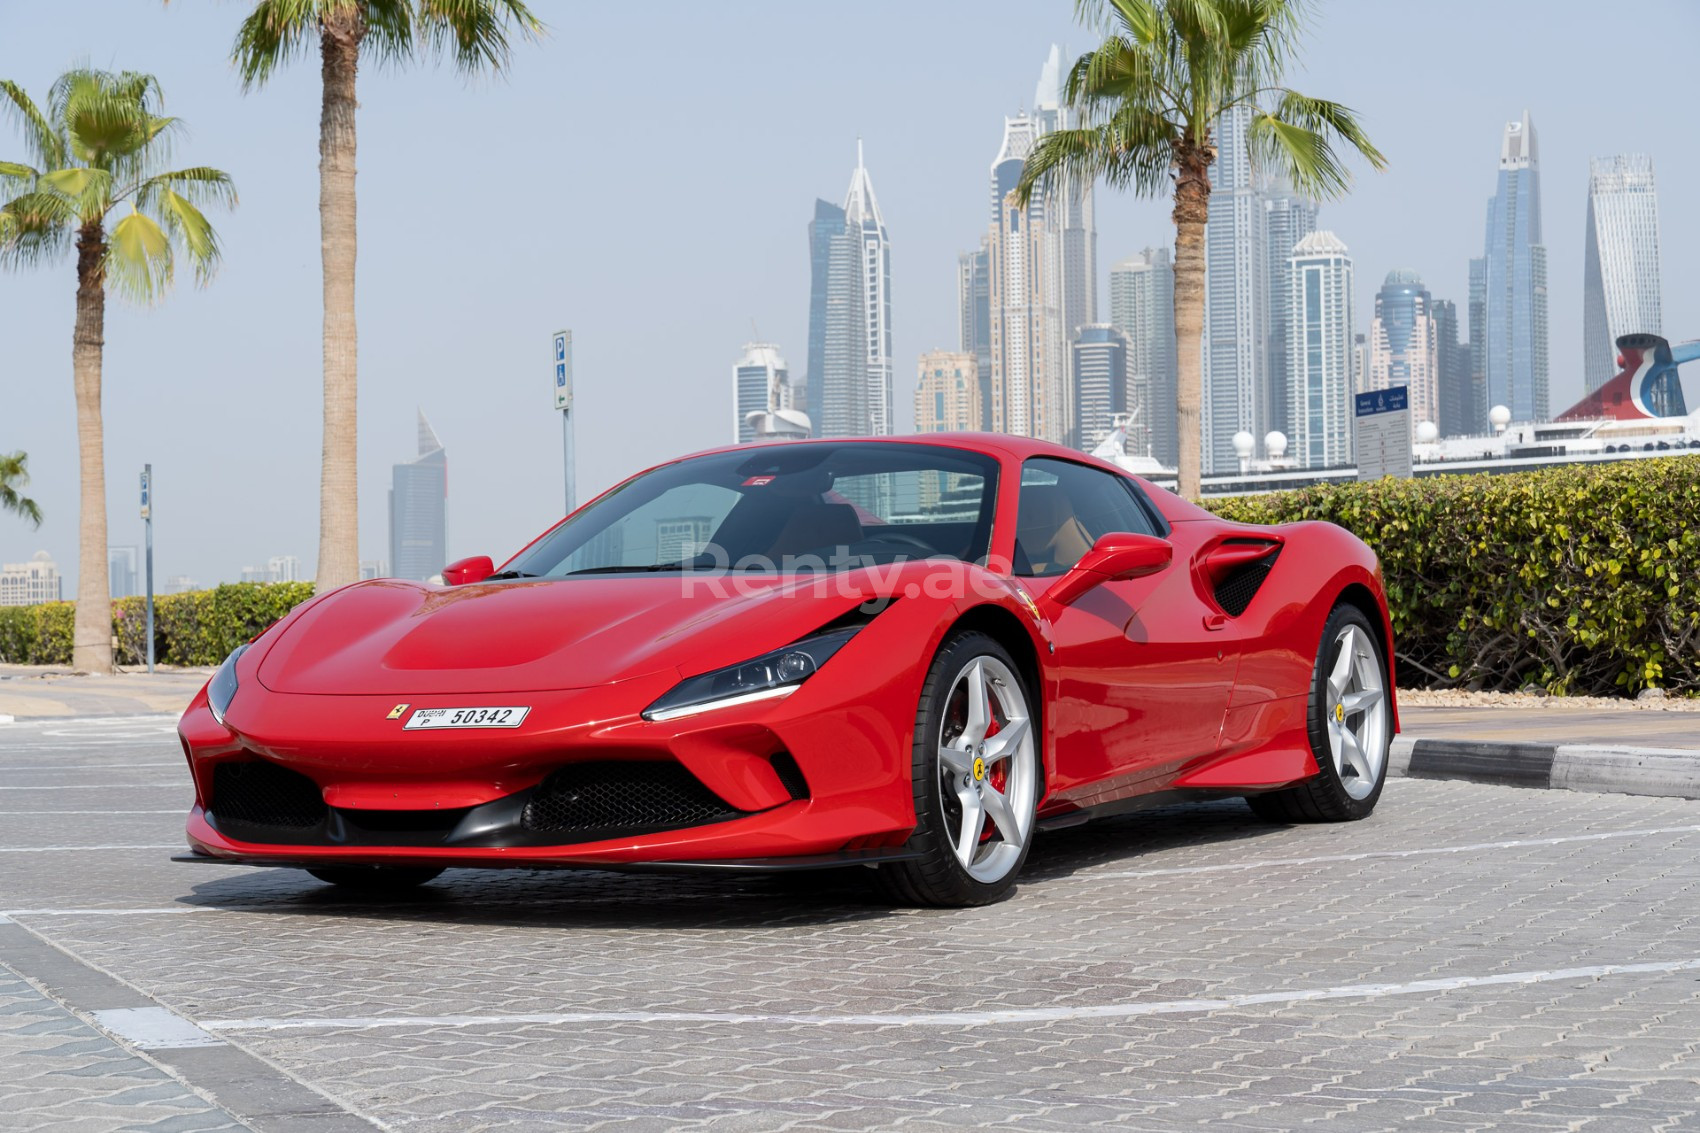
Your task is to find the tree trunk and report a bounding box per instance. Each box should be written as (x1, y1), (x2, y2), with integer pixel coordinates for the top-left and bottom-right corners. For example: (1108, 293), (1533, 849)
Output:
(315, 11), (365, 590)
(1171, 146), (1214, 501)
(72, 224), (112, 673)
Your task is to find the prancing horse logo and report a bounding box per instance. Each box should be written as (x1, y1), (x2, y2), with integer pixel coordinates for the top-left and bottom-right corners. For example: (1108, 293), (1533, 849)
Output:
(386, 703), (410, 721)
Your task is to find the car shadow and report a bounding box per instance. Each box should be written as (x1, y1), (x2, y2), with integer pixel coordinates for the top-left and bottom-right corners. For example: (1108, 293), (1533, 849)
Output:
(175, 798), (1281, 929)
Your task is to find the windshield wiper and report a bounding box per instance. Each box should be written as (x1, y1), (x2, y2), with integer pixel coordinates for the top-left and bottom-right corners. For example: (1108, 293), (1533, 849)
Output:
(562, 563), (689, 576)
(483, 570), (538, 581)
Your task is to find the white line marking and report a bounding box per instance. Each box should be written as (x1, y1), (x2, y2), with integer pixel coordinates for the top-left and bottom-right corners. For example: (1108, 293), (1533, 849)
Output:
(0, 844), (180, 853)
(0, 784), (184, 791)
(0, 810), (183, 815)
(1083, 825), (1700, 880)
(201, 958), (1700, 1033)
(91, 1007), (223, 1050)
(0, 763), (181, 771)
(4, 907), (221, 917)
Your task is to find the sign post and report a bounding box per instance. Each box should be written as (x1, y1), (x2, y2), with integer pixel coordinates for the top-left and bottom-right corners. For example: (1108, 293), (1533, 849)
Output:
(139, 465), (154, 674)
(1354, 386), (1413, 482)
(553, 330), (575, 514)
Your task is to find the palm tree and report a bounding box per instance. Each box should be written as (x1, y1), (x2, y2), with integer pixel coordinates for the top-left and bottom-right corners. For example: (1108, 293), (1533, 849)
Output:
(0, 451), (43, 528)
(227, 1), (543, 590)
(1, 69), (235, 672)
(1016, 0), (1385, 499)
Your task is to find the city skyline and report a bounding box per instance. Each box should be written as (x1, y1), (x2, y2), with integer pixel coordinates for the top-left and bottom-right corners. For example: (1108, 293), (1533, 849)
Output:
(5, 1), (1698, 591)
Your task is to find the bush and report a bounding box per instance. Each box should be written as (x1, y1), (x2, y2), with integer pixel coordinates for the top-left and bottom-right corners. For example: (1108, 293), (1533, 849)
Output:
(1211, 456), (1700, 695)
(1, 582), (314, 668)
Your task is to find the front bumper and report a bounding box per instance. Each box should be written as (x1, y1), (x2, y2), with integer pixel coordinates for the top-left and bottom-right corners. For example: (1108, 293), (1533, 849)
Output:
(177, 641), (924, 870)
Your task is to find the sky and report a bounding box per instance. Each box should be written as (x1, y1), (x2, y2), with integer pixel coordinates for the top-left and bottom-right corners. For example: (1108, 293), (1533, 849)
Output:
(3, 0), (1697, 589)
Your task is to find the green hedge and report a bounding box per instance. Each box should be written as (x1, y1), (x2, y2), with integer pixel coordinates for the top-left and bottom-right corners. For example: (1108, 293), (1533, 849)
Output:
(1212, 456), (1700, 695)
(0, 582), (314, 668)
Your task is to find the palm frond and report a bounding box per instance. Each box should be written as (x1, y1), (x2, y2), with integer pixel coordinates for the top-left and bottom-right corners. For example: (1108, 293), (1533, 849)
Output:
(1016, 108), (1176, 207)
(51, 69), (159, 169)
(0, 191), (76, 269)
(150, 188), (222, 285)
(106, 209), (174, 303)
(0, 159), (41, 197)
(414, 0), (546, 75)
(136, 165), (238, 212)
(38, 166), (115, 220)
(0, 450), (44, 529)
(0, 80), (67, 170)
(1247, 89), (1385, 199)
(232, 0), (328, 89)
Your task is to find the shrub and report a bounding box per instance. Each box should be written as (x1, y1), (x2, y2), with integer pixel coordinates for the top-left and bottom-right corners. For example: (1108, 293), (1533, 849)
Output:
(1, 582), (314, 668)
(1211, 455), (1700, 695)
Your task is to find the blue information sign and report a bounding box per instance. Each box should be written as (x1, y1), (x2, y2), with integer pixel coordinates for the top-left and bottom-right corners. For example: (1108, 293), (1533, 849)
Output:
(1355, 386), (1409, 417)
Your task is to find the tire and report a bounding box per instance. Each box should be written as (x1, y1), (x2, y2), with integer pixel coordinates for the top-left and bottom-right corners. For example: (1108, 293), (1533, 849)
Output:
(1247, 603), (1391, 823)
(306, 865), (444, 890)
(877, 632), (1040, 907)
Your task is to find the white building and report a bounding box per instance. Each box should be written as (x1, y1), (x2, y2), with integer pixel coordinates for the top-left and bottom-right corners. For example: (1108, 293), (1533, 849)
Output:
(1583, 154), (1662, 392)
(0, 551), (63, 606)
(734, 343), (799, 443)
(843, 142), (893, 437)
(1366, 269), (1440, 434)
(1286, 231), (1355, 468)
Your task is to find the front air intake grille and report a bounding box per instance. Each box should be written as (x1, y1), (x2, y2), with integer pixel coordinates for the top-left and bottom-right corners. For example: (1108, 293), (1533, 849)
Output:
(770, 752), (810, 800)
(211, 760), (326, 829)
(522, 762), (741, 836)
(1213, 550), (1280, 617)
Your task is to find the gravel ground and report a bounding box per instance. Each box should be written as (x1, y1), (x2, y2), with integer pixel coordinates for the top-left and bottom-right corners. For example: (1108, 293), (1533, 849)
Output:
(1396, 686), (1700, 710)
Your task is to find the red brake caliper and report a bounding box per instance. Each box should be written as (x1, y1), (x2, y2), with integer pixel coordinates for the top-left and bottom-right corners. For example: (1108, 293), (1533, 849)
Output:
(982, 709), (1006, 840)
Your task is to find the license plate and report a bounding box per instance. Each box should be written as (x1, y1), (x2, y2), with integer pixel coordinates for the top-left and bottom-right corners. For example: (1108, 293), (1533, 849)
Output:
(403, 706), (530, 730)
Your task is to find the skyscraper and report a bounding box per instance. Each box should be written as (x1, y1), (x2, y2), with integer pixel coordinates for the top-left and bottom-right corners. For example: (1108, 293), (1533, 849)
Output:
(806, 200), (866, 437)
(388, 411), (447, 582)
(1201, 107), (1318, 471)
(1286, 232), (1355, 469)
(1109, 248), (1177, 467)
(1366, 269), (1440, 430)
(1479, 112), (1548, 422)
(843, 142), (893, 437)
(1467, 256), (1489, 429)
(914, 351), (981, 433)
(957, 242), (993, 430)
(1583, 154), (1662, 391)
(1433, 297), (1473, 438)
(1072, 325), (1129, 450)
(985, 46), (1098, 446)
(733, 343), (793, 443)
(108, 546), (137, 600)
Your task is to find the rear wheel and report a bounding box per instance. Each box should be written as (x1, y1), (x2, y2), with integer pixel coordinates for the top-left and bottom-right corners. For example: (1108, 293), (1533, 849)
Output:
(877, 632), (1039, 907)
(1247, 604), (1390, 823)
(306, 865), (443, 891)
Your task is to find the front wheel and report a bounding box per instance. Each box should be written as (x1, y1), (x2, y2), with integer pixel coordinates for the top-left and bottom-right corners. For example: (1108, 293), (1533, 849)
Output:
(1247, 604), (1391, 823)
(306, 865), (444, 891)
(877, 632), (1040, 907)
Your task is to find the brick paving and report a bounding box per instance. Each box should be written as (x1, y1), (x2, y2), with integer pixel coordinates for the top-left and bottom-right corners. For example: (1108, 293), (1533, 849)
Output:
(1, 715), (1698, 1130)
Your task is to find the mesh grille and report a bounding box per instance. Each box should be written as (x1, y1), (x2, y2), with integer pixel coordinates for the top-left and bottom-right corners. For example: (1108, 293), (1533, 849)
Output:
(522, 762), (740, 835)
(212, 760), (326, 829)
(1214, 553), (1278, 617)
(770, 752), (810, 800)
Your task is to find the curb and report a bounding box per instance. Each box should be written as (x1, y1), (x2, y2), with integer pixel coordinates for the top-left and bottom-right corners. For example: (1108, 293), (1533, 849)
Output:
(1390, 737), (1700, 800)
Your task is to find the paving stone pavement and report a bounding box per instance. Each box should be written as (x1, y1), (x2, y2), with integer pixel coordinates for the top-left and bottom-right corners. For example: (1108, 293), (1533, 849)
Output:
(1, 715), (1699, 1131)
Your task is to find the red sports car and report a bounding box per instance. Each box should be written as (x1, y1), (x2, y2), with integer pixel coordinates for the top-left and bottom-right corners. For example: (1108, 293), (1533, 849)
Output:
(176, 434), (1396, 906)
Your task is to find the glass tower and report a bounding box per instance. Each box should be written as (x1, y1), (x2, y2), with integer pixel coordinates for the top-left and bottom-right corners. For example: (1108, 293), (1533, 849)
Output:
(388, 410), (446, 582)
(1582, 154), (1662, 392)
(1480, 113), (1548, 422)
(1109, 248), (1178, 468)
(1286, 232), (1355, 469)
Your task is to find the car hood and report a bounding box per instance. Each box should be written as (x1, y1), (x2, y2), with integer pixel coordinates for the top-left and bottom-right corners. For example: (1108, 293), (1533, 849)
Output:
(255, 575), (878, 696)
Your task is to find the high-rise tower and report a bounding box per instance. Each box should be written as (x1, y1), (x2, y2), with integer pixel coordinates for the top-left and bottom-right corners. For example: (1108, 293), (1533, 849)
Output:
(1366, 269), (1439, 431)
(1109, 248), (1177, 467)
(843, 141), (893, 436)
(1583, 154), (1662, 392)
(1479, 112), (1548, 422)
(1286, 232), (1355, 468)
(806, 200), (866, 437)
(388, 410), (446, 582)
(957, 242), (993, 429)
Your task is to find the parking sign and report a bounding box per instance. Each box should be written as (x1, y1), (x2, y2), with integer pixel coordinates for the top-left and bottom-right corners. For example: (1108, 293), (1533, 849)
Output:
(552, 330), (572, 411)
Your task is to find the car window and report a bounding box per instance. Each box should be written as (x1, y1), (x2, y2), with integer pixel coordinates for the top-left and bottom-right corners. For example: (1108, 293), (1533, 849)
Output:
(1014, 458), (1158, 577)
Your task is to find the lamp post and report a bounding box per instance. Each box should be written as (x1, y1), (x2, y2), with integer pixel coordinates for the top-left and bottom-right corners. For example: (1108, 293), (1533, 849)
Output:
(553, 330), (575, 514)
(139, 465), (154, 674)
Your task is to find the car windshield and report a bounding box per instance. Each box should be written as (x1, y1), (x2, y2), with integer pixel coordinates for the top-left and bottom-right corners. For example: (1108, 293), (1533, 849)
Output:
(501, 442), (1000, 577)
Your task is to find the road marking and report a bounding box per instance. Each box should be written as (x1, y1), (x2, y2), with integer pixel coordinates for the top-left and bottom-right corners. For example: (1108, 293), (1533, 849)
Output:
(0, 809), (183, 815)
(201, 957), (1700, 1033)
(0, 844), (181, 853)
(0, 783), (185, 791)
(1082, 825), (1700, 880)
(91, 1006), (223, 1049)
(4, 907), (220, 917)
(0, 762), (182, 771)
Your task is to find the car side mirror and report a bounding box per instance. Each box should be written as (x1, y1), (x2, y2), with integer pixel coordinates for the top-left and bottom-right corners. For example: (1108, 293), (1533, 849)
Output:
(1043, 533), (1172, 609)
(442, 555), (495, 586)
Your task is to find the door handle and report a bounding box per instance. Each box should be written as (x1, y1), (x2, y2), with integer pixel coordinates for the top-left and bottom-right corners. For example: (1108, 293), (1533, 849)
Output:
(1202, 613), (1229, 631)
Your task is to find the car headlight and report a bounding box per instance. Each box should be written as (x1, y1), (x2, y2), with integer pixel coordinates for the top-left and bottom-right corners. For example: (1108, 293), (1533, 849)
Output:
(207, 644), (249, 726)
(642, 628), (858, 722)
